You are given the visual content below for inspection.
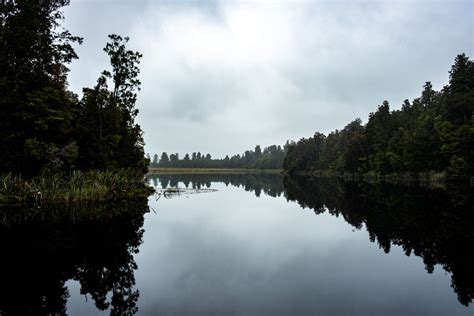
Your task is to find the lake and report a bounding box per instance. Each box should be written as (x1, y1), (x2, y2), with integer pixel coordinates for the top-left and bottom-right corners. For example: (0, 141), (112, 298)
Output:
(0, 173), (472, 315)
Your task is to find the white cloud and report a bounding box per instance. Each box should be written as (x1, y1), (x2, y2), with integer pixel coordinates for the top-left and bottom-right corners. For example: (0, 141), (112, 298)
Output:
(63, 0), (474, 157)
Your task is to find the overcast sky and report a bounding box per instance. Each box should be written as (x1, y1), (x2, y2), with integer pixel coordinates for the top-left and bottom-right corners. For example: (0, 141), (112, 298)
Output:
(63, 0), (473, 158)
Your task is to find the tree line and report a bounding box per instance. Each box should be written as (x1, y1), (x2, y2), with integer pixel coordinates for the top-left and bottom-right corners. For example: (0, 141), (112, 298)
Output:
(0, 0), (148, 177)
(284, 54), (473, 179)
(148, 144), (289, 169)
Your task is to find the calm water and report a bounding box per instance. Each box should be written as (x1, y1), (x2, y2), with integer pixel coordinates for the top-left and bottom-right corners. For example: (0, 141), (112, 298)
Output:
(0, 174), (473, 315)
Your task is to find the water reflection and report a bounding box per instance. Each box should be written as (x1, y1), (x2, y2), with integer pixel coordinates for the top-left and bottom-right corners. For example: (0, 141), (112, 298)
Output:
(150, 173), (473, 307)
(148, 173), (286, 198)
(1, 174), (472, 314)
(283, 176), (474, 306)
(0, 199), (149, 315)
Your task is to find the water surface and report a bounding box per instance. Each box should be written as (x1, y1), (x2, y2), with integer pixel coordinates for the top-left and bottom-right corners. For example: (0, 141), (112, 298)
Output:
(0, 174), (472, 315)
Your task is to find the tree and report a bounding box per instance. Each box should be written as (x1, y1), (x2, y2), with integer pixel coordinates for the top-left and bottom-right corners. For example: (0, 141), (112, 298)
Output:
(444, 53), (474, 126)
(339, 119), (366, 172)
(169, 153), (179, 167)
(421, 82), (436, 109)
(148, 143), (287, 170)
(103, 34), (147, 173)
(183, 154), (190, 167)
(0, 1), (149, 176)
(159, 153), (169, 167)
(282, 54), (473, 179)
(77, 34), (147, 173)
(77, 74), (121, 170)
(283, 133), (325, 174)
(152, 154), (159, 167)
(0, 0), (82, 176)
(364, 100), (396, 173)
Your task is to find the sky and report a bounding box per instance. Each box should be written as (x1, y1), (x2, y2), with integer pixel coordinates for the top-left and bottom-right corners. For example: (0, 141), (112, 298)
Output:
(62, 0), (474, 158)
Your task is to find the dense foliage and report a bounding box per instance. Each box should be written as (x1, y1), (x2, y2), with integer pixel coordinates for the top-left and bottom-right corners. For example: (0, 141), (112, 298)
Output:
(284, 54), (474, 179)
(0, 0), (148, 177)
(149, 143), (289, 169)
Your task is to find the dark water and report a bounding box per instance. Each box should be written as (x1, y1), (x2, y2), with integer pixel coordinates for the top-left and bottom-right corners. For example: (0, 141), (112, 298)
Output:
(0, 174), (473, 315)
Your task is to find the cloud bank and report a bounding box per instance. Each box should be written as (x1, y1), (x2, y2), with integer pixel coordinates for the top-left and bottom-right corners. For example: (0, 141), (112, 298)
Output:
(63, 0), (474, 157)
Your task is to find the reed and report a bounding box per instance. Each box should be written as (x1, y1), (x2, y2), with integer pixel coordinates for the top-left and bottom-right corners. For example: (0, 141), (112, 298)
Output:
(0, 169), (154, 205)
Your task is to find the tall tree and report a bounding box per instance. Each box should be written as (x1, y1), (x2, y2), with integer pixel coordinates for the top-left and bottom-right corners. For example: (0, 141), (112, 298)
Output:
(152, 154), (159, 167)
(77, 35), (148, 173)
(0, 0), (82, 175)
(160, 152), (169, 167)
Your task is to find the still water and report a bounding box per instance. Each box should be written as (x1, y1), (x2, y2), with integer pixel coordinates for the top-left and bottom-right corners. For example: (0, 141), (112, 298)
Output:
(0, 174), (473, 315)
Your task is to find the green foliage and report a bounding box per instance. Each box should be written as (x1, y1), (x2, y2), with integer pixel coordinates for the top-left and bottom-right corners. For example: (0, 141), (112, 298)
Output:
(284, 133), (325, 173)
(76, 35), (148, 174)
(0, 0), (82, 176)
(283, 54), (474, 180)
(0, 1), (149, 178)
(150, 143), (288, 169)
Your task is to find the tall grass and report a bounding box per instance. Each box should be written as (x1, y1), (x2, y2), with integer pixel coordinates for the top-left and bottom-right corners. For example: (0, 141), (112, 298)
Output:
(0, 169), (154, 205)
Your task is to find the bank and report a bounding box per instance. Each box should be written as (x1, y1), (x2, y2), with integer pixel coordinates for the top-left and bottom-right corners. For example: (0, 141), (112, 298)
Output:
(0, 169), (154, 205)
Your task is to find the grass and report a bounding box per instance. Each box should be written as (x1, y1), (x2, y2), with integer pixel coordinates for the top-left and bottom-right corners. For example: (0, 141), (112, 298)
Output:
(148, 167), (282, 174)
(0, 169), (154, 205)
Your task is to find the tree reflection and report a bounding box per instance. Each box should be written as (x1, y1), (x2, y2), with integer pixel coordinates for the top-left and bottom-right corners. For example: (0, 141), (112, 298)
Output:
(283, 176), (474, 306)
(0, 199), (149, 315)
(148, 173), (286, 198)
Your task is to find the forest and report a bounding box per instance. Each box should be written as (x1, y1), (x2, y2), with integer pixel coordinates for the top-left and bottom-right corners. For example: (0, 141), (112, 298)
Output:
(2, 1), (472, 191)
(0, 0), (148, 178)
(283, 54), (473, 181)
(149, 143), (289, 169)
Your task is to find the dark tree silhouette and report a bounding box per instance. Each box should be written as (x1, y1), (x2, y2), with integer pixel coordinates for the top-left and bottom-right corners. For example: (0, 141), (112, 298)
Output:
(151, 144), (288, 169)
(0, 1), (148, 177)
(283, 54), (474, 179)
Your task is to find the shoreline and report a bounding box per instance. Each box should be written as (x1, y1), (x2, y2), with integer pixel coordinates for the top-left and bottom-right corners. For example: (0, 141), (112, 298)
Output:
(289, 170), (473, 188)
(148, 168), (283, 174)
(148, 168), (473, 188)
(0, 169), (154, 205)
